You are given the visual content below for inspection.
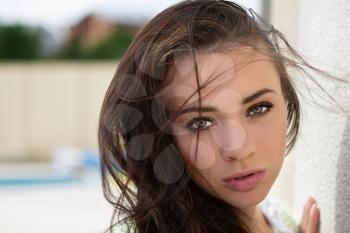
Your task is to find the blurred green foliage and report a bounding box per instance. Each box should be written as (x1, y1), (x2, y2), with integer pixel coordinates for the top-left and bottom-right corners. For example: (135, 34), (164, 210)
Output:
(0, 24), (41, 60)
(56, 28), (134, 60)
(0, 23), (135, 60)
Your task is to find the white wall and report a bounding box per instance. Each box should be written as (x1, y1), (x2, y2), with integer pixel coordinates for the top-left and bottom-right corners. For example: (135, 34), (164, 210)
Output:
(0, 62), (116, 160)
(268, 3), (350, 233)
(266, 0), (299, 215)
(295, 0), (350, 232)
(270, 0), (299, 48)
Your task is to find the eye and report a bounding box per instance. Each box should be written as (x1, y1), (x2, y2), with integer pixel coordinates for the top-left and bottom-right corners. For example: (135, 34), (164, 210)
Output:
(184, 102), (273, 131)
(246, 101), (273, 117)
(186, 117), (215, 131)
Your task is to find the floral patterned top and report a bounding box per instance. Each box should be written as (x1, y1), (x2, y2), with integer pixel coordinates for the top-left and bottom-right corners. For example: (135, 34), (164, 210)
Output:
(111, 198), (298, 233)
(259, 198), (299, 233)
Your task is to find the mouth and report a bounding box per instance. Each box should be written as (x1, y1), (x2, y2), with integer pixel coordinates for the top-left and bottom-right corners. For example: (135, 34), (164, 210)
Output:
(222, 169), (266, 192)
(222, 168), (265, 181)
(234, 173), (255, 180)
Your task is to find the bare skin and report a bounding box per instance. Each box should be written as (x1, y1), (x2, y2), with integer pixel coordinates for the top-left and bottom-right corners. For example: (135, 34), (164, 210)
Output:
(255, 197), (320, 233)
(253, 197), (320, 233)
(299, 197), (320, 233)
(164, 49), (320, 233)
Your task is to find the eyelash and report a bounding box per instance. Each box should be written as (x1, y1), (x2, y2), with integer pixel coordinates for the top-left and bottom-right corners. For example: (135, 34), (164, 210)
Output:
(185, 101), (274, 131)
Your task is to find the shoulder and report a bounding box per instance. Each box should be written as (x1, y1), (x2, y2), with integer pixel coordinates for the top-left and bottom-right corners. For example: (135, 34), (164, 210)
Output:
(259, 198), (299, 233)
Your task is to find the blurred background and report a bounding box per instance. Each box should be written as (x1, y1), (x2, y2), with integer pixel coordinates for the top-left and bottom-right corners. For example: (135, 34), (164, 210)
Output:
(0, 0), (300, 233)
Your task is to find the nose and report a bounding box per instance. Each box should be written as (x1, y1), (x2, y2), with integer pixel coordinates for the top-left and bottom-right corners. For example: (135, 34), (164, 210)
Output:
(211, 118), (254, 161)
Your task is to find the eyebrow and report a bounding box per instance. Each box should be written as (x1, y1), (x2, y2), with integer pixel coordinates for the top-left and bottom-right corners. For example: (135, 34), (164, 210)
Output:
(177, 88), (277, 115)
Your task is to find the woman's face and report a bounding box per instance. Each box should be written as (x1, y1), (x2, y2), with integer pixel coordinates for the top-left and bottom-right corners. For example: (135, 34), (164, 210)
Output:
(163, 49), (287, 209)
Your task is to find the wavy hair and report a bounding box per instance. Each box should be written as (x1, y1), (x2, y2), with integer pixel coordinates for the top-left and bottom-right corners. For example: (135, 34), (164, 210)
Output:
(98, 1), (348, 232)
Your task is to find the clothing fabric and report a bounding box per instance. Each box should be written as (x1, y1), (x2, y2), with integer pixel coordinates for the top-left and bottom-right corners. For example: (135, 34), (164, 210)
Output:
(111, 198), (298, 233)
(259, 198), (299, 233)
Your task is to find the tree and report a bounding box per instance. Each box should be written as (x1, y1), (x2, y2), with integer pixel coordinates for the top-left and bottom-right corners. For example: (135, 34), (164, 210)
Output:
(56, 28), (135, 60)
(0, 24), (41, 60)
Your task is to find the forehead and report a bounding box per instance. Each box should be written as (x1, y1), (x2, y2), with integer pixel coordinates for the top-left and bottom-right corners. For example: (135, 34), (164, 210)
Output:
(163, 49), (281, 109)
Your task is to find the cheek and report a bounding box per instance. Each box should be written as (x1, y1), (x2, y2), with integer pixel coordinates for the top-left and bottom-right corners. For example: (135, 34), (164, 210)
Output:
(174, 134), (220, 196)
(252, 106), (287, 164)
(174, 133), (218, 170)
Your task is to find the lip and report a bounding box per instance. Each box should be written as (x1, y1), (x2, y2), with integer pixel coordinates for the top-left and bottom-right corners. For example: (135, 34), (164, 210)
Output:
(222, 168), (266, 181)
(222, 169), (266, 192)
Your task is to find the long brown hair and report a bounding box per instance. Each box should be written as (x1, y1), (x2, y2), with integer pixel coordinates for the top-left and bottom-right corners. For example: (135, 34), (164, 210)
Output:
(98, 1), (348, 232)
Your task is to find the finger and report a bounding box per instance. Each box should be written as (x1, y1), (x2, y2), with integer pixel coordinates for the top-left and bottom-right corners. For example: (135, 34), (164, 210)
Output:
(307, 203), (320, 233)
(301, 198), (313, 227)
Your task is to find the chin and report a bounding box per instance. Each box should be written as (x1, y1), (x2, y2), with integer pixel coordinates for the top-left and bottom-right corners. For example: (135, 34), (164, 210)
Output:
(221, 185), (270, 209)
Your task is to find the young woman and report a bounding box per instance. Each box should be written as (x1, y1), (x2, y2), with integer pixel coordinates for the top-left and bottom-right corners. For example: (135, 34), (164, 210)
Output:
(98, 1), (346, 232)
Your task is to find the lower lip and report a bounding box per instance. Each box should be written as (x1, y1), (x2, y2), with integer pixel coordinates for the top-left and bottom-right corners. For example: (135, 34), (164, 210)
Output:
(222, 171), (265, 192)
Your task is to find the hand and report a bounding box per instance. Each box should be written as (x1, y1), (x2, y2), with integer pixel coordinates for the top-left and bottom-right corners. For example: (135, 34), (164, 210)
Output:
(298, 197), (320, 233)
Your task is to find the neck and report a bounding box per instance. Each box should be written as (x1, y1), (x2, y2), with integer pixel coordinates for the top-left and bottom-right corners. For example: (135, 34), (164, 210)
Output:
(241, 205), (274, 233)
(241, 205), (258, 218)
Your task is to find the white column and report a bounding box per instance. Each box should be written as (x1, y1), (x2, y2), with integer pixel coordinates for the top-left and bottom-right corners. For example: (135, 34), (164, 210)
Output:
(295, 0), (350, 232)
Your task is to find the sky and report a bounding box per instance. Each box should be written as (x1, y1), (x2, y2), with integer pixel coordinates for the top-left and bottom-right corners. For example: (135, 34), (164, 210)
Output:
(0, 0), (263, 30)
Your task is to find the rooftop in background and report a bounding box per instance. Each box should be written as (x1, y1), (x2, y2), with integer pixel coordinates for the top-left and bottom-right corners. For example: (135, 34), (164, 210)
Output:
(67, 13), (140, 50)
